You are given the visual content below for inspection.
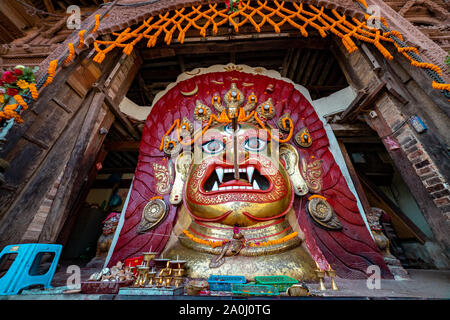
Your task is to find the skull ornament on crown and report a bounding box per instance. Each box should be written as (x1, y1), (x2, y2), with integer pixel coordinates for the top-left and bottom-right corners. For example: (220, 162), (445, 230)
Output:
(109, 65), (392, 280)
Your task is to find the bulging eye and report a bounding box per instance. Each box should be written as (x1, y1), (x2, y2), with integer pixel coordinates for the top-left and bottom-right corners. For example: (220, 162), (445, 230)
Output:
(244, 137), (267, 152)
(202, 139), (225, 154)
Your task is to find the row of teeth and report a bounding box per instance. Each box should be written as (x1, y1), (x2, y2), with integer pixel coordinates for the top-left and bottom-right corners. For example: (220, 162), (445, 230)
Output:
(215, 166), (255, 183)
(211, 166), (261, 192)
(212, 185), (259, 191)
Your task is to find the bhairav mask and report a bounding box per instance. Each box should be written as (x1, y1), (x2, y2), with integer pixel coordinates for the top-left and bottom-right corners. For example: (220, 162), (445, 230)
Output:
(108, 65), (392, 281)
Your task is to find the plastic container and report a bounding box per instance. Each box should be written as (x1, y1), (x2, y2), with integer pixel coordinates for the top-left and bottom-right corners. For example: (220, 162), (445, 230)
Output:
(231, 283), (279, 296)
(254, 275), (298, 292)
(207, 275), (246, 291)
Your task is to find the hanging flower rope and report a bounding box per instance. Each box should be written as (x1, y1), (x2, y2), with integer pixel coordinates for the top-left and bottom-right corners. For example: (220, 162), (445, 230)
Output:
(2, 0), (448, 130)
(0, 0), (119, 130)
(354, 0), (449, 98)
(182, 229), (299, 248)
(92, 0), (403, 65)
(88, 0), (447, 98)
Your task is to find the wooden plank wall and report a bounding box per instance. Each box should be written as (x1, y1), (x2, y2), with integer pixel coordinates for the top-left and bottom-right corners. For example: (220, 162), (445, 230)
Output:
(0, 48), (141, 248)
(331, 37), (450, 260)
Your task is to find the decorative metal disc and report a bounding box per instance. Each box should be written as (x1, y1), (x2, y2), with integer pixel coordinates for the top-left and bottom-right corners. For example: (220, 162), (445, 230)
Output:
(295, 127), (312, 148)
(223, 83), (245, 108)
(137, 198), (168, 234)
(277, 113), (293, 133)
(306, 197), (342, 230)
(256, 98), (275, 120)
(180, 117), (194, 135)
(195, 100), (213, 122)
(162, 136), (182, 156)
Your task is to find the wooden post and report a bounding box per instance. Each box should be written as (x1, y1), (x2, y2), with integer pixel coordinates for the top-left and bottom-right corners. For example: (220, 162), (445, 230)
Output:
(337, 140), (373, 217)
(38, 92), (108, 243)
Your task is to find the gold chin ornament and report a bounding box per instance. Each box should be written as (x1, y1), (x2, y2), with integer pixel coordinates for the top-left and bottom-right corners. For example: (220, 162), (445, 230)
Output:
(306, 196), (342, 230)
(137, 198), (168, 234)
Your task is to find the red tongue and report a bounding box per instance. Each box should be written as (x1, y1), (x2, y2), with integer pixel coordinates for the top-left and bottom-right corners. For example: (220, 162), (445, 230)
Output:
(219, 179), (251, 188)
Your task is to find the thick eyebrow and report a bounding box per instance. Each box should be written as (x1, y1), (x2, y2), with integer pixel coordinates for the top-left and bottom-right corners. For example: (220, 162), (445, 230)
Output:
(239, 129), (271, 141)
(196, 129), (225, 146)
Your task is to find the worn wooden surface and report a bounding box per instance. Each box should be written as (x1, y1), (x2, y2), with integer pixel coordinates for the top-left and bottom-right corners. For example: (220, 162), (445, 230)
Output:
(0, 51), (120, 248)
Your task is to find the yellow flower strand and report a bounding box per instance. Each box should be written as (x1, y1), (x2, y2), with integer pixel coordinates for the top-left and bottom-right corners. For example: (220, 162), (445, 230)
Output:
(0, 104), (23, 123)
(247, 232), (299, 247)
(16, 80), (29, 90)
(42, 60), (58, 88)
(13, 95), (28, 110)
(64, 43), (75, 65)
(28, 83), (39, 100)
(182, 230), (225, 248)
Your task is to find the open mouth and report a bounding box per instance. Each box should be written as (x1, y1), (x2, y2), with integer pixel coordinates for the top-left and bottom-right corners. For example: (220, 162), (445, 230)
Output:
(202, 163), (271, 193)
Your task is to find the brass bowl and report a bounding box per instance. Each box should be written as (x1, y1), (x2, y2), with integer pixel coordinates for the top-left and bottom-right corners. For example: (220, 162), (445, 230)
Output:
(173, 268), (185, 277)
(186, 286), (201, 296)
(163, 276), (173, 288)
(142, 252), (158, 265)
(187, 280), (208, 295)
(155, 277), (164, 287)
(154, 258), (171, 269)
(173, 276), (183, 288)
(169, 260), (186, 269)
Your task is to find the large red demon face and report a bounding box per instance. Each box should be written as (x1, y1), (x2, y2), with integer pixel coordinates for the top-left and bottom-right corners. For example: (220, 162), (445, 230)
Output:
(184, 122), (294, 226)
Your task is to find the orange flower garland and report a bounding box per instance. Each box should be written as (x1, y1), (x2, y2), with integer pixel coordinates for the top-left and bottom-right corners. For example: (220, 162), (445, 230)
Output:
(42, 60), (58, 88)
(77, 30), (87, 49)
(247, 232), (299, 247)
(13, 95), (28, 110)
(182, 229), (299, 249)
(28, 83), (39, 100)
(64, 43), (75, 65)
(182, 230), (225, 248)
(432, 82), (450, 91)
(91, 14), (101, 34)
(0, 104), (23, 123)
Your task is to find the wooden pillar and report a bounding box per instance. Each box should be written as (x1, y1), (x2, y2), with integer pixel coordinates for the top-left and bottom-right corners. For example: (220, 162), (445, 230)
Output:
(0, 50), (121, 248)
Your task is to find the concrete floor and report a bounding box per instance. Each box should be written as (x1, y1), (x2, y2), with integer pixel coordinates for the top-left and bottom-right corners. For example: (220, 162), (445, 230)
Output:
(0, 268), (448, 300)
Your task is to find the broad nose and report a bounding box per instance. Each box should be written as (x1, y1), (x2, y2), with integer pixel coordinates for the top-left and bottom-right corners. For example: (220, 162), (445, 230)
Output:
(222, 142), (249, 164)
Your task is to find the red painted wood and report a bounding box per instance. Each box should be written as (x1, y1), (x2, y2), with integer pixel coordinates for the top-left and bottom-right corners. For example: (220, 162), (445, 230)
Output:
(108, 70), (392, 279)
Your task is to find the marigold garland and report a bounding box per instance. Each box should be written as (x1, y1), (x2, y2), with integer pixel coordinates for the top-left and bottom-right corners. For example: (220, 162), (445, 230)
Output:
(182, 230), (225, 248)
(13, 95), (28, 110)
(42, 60), (58, 88)
(28, 83), (39, 100)
(0, 104), (23, 123)
(77, 30), (87, 49)
(182, 229), (299, 248)
(432, 81), (450, 91)
(247, 232), (299, 247)
(91, 14), (101, 34)
(64, 43), (75, 65)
